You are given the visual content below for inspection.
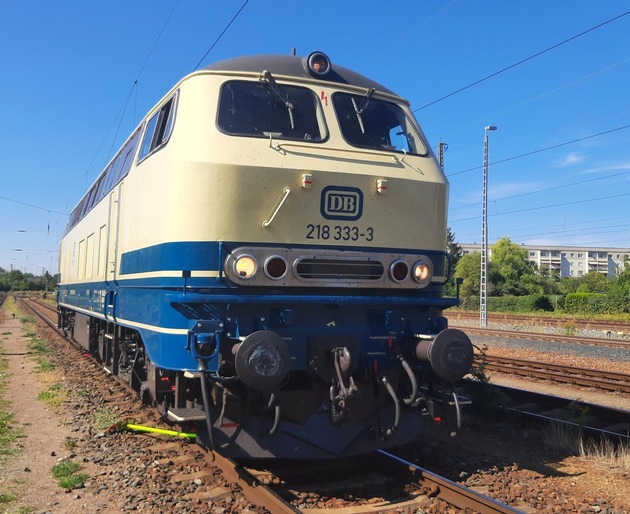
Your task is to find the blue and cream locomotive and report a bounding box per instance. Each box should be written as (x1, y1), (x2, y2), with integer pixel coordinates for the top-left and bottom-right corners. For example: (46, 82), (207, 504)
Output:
(58, 52), (473, 458)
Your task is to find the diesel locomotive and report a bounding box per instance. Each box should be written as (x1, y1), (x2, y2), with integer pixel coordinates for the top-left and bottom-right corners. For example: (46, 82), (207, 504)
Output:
(57, 51), (473, 458)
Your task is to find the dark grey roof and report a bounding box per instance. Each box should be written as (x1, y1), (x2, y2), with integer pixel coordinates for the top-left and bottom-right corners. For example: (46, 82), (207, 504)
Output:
(202, 53), (396, 96)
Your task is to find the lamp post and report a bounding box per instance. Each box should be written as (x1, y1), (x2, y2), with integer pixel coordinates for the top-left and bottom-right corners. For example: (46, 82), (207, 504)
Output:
(480, 125), (497, 328)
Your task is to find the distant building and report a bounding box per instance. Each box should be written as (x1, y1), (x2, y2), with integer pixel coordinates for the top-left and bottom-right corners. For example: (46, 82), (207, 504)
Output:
(460, 243), (630, 278)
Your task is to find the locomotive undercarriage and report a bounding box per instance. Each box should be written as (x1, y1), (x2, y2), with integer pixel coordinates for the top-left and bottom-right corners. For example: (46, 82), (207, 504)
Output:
(58, 305), (472, 458)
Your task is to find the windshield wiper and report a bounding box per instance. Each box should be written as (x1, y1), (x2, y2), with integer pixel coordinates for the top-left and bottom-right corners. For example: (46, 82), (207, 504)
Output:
(352, 87), (375, 134)
(260, 70), (295, 130)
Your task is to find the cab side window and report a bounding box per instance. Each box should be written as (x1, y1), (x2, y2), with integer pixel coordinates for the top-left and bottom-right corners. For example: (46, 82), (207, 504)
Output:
(138, 93), (178, 162)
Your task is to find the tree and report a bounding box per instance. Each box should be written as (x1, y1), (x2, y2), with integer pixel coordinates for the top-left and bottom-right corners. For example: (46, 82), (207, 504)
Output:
(609, 258), (630, 297)
(0, 268), (57, 292)
(444, 227), (463, 296)
(490, 237), (538, 296)
(454, 252), (482, 298)
(559, 276), (581, 295)
(575, 271), (611, 294)
(446, 227), (462, 269)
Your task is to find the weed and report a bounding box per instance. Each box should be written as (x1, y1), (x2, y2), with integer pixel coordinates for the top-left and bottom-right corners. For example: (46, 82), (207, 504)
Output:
(64, 438), (78, 450)
(0, 491), (17, 503)
(37, 384), (67, 411)
(566, 400), (590, 424)
(580, 438), (630, 471)
(52, 461), (81, 478)
(542, 421), (630, 471)
(93, 407), (120, 430)
(52, 461), (89, 490)
(469, 344), (491, 383)
(27, 338), (50, 355)
(0, 402), (21, 459)
(34, 357), (55, 373)
(563, 322), (577, 336)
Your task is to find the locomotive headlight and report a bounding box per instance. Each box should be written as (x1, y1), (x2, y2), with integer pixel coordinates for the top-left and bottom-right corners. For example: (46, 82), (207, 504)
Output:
(264, 255), (288, 280)
(412, 258), (432, 286)
(234, 254), (258, 279)
(389, 260), (409, 282)
(305, 51), (331, 77)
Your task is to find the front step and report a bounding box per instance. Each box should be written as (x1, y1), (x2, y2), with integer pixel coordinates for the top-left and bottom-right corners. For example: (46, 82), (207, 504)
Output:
(167, 407), (207, 423)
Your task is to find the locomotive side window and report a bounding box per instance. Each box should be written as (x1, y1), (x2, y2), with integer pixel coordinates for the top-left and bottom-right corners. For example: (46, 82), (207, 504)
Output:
(65, 126), (142, 234)
(138, 92), (178, 162)
(218, 81), (326, 142)
(332, 93), (428, 156)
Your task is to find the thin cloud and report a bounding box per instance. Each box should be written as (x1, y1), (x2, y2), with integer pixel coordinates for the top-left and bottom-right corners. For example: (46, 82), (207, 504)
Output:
(554, 152), (584, 167)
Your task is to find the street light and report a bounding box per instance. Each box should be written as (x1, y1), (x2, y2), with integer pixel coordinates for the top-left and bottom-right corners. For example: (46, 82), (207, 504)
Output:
(480, 125), (497, 328)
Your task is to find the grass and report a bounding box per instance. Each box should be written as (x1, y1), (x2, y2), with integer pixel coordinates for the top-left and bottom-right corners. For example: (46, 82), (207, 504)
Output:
(0, 491), (18, 504)
(1, 297), (72, 508)
(0, 404), (21, 458)
(580, 438), (630, 470)
(64, 438), (78, 450)
(37, 383), (68, 412)
(51, 461), (89, 490)
(25, 331), (55, 373)
(0, 343), (20, 459)
(542, 421), (630, 471)
(93, 406), (121, 430)
(0, 304), (23, 510)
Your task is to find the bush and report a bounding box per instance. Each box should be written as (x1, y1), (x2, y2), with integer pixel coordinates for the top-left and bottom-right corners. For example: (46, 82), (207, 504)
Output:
(562, 292), (619, 315)
(488, 295), (555, 313)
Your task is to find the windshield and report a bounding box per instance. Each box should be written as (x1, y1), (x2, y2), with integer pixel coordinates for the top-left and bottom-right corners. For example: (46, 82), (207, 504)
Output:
(333, 92), (428, 155)
(218, 81), (326, 142)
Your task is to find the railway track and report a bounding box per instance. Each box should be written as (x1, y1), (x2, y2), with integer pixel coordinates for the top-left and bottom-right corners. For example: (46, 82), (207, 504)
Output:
(485, 383), (630, 441)
(461, 325), (630, 349)
(247, 450), (521, 513)
(17, 296), (521, 513)
(480, 354), (630, 394)
(450, 310), (630, 335)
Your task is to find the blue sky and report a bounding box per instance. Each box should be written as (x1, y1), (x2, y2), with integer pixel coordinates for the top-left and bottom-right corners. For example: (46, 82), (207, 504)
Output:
(1, 1), (629, 275)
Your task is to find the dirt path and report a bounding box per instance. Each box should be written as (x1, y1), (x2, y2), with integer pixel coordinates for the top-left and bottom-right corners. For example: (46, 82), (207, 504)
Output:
(0, 308), (104, 513)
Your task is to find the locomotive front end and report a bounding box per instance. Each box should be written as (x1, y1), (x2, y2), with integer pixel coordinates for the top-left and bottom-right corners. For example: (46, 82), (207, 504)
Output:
(164, 52), (473, 457)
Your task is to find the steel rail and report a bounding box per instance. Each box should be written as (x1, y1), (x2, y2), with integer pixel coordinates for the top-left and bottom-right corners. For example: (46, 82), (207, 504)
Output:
(480, 355), (630, 394)
(209, 451), (300, 514)
(451, 311), (630, 334)
(376, 450), (522, 514)
(460, 325), (630, 349)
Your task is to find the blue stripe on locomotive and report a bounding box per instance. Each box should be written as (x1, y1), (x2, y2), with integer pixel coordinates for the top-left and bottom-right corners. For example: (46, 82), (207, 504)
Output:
(119, 240), (450, 277)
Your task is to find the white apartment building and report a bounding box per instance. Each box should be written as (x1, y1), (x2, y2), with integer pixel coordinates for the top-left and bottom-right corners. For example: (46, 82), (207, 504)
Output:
(459, 243), (630, 278)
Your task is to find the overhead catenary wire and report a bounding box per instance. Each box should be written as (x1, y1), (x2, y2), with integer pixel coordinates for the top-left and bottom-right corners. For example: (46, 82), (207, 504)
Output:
(67, 0), (181, 208)
(4, 0), (253, 223)
(451, 192), (630, 223)
(192, 0), (250, 72)
(447, 124), (630, 177)
(414, 10), (630, 112)
(450, 170), (630, 212)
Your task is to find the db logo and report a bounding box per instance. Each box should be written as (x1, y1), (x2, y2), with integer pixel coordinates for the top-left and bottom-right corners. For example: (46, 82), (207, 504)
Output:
(321, 186), (363, 221)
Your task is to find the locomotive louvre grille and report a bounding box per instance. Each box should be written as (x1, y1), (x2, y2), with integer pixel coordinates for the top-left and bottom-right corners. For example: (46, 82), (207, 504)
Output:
(295, 258), (384, 280)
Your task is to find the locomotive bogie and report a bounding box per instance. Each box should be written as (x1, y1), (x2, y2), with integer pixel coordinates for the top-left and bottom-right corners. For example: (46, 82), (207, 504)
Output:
(58, 52), (472, 458)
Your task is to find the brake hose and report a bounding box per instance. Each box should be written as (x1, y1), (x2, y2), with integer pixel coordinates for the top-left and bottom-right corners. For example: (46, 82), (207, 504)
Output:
(380, 376), (400, 438)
